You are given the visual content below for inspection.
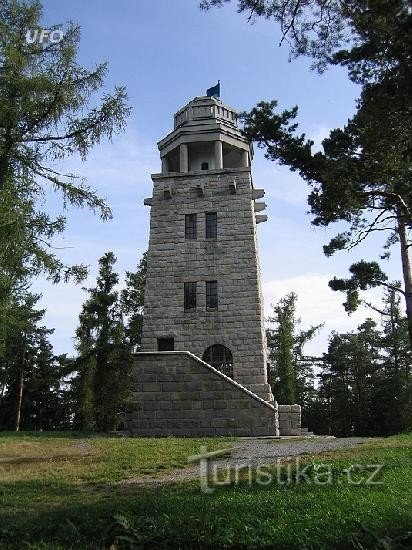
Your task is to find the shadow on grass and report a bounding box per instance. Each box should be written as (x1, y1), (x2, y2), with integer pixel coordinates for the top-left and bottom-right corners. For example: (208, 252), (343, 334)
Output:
(0, 431), (100, 439)
(0, 471), (411, 549)
(0, 454), (95, 465)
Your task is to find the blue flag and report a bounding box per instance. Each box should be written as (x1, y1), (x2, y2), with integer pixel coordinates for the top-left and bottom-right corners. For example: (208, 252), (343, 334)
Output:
(206, 81), (220, 98)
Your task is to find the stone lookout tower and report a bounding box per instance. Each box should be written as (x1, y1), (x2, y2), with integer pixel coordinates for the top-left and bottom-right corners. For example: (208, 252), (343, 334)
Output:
(127, 91), (301, 437)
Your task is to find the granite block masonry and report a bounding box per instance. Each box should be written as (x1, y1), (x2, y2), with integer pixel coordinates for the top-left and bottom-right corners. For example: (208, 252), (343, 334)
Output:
(127, 93), (301, 437)
(128, 352), (279, 437)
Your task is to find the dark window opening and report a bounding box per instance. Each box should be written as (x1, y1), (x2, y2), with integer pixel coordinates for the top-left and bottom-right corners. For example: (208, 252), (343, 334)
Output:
(203, 344), (233, 378)
(184, 281), (197, 310)
(206, 280), (218, 309)
(185, 213), (197, 239)
(201, 162), (209, 170)
(158, 338), (174, 351)
(205, 212), (217, 239)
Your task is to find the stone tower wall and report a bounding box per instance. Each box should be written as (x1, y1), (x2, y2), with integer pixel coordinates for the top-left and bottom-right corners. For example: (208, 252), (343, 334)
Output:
(141, 166), (270, 394)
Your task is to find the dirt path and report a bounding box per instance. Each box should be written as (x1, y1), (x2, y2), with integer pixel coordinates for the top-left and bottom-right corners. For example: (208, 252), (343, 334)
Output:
(119, 436), (371, 487)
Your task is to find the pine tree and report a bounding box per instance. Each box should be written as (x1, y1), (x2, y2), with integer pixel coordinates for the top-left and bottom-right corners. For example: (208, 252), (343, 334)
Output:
(203, 1), (412, 346)
(267, 292), (321, 405)
(0, 293), (43, 430)
(317, 306), (410, 437)
(374, 289), (412, 434)
(121, 252), (147, 349)
(201, 1), (411, 82)
(0, 291), (65, 430)
(19, 332), (71, 430)
(74, 252), (131, 431)
(321, 329), (376, 437)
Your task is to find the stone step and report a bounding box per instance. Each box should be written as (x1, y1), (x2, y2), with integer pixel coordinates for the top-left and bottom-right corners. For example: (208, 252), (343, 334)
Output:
(301, 427), (314, 436)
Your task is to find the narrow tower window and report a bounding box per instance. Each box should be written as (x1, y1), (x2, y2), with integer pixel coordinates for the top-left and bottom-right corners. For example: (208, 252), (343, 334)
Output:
(205, 212), (217, 239)
(184, 282), (197, 310)
(206, 280), (218, 309)
(185, 213), (197, 239)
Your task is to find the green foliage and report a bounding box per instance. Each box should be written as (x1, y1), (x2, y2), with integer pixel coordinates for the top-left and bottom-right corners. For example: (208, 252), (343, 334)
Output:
(73, 250), (147, 431)
(322, 320), (381, 436)
(120, 251), (147, 349)
(351, 526), (412, 550)
(202, 1), (412, 347)
(16, 335), (74, 430)
(0, 292), (73, 430)
(72, 355), (96, 432)
(240, 100), (313, 170)
(329, 261), (389, 313)
(201, 1), (411, 79)
(0, 0), (130, 357)
(376, 291), (412, 434)
(267, 292), (322, 405)
(267, 293), (296, 403)
(74, 252), (132, 432)
(311, 290), (412, 437)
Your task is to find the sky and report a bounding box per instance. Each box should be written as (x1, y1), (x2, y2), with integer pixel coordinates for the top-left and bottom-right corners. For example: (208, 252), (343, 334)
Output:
(32, 0), (401, 357)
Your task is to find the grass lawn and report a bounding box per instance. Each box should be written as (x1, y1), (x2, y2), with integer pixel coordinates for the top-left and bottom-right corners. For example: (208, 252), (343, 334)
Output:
(0, 432), (411, 549)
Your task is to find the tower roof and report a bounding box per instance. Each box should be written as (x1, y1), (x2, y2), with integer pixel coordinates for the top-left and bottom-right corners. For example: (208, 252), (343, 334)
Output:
(158, 95), (251, 157)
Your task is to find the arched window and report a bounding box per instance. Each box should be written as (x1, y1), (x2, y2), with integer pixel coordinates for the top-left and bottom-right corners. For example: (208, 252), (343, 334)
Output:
(201, 162), (209, 170)
(203, 345), (233, 378)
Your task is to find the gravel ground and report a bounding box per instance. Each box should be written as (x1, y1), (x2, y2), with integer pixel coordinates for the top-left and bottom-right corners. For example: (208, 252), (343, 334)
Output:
(214, 436), (370, 468)
(120, 436), (371, 487)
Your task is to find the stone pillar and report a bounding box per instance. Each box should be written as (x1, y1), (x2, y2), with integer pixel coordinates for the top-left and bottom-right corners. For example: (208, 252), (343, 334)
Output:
(214, 140), (223, 169)
(161, 156), (169, 174)
(180, 143), (188, 172)
(241, 149), (249, 167)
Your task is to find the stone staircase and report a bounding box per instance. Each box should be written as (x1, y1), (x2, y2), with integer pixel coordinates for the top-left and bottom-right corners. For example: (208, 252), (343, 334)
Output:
(128, 351), (280, 437)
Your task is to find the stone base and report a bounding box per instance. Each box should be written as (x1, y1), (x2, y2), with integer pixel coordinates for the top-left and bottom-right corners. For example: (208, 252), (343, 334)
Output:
(277, 404), (302, 436)
(127, 351), (279, 437)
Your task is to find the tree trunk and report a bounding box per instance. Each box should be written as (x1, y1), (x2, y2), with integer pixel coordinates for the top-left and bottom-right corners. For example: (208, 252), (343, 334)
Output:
(15, 337), (26, 432)
(397, 208), (412, 349)
(0, 382), (5, 408)
(15, 367), (23, 432)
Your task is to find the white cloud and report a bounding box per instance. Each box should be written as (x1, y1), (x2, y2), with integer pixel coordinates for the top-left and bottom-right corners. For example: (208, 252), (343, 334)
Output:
(263, 273), (382, 356)
(252, 153), (308, 206)
(309, 124), (332, 152)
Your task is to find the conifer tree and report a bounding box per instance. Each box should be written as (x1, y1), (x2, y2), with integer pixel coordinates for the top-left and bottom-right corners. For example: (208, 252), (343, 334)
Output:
(375, 289), (412, 433)
(0, 0), (130, 355)
(74, 252), (131, 431)
(0, 291), (61, 430)
(313, 290), (411, 436)
(121, 252), (147, 350)
(267, 292), (321, 404)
